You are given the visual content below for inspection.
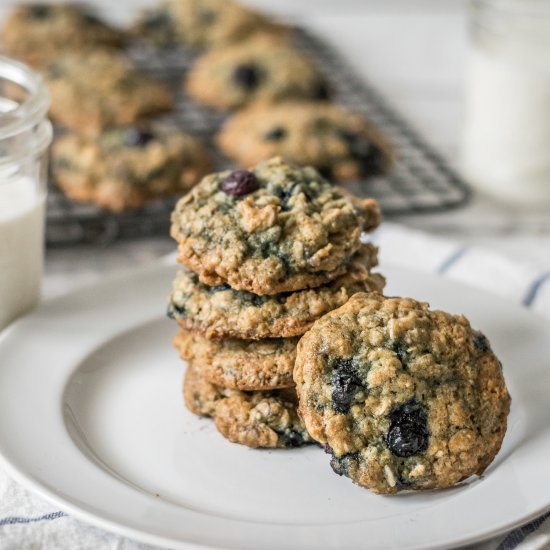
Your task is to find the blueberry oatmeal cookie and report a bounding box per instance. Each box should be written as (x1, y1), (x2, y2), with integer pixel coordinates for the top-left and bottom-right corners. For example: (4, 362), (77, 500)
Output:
(185, 35), (329, 110)
(294, 292), (511, 494)
(168, 244), (384, 339)
(217, 102), (393, 181)
(183, 361), (314, 448)
(53, 124), (210, 211)
(133, 0), (285, 50)
(174, 330), (298, 390)
(170, 157), (381, 295)
(1, 3), (123, 68)
(45, 51), (172, 135)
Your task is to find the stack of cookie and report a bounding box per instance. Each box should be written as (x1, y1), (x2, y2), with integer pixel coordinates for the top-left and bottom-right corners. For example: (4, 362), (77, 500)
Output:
(167, 156), (385, 449)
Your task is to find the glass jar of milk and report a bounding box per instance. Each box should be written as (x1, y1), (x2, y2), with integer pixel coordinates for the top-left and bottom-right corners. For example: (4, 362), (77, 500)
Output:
(462, 0), (550, 206)
(0, 56), (52, 331)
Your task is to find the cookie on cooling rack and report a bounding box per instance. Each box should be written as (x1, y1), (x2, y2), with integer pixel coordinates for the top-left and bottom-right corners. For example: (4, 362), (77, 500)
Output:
(170, 157), (380, 295)
(183, 360), (314, 448)
(217, 102), (393, 182)
(294, 292), (511, 494)
(185, 35), (329, 110)
(133, 0), (286, 50)
(45, 50), (172, 135)
(1, 3), (124, 68)
(53, 124), (211, 212)
(167, 244), (383, 339)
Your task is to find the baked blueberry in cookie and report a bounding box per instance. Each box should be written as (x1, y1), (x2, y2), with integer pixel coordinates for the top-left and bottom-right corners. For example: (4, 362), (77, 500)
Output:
(294, 292), (511, 494)
(170, 157), (381, 295)
(331, 359), (364, 414)
(217, 102), (393, 182)
(123, 128), (156, 148)
(385, 401), (429, 457)
(264, 127), (287, 141)
(232, 63), (262, 90)
(219, 170), (260, 196)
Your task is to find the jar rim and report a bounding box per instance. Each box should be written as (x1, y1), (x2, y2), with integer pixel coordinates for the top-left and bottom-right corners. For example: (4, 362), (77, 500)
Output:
(0, 56), (51, 141)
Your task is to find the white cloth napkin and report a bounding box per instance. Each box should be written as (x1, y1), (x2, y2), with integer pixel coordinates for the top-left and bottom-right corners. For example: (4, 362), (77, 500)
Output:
(1, 222), (549, 550)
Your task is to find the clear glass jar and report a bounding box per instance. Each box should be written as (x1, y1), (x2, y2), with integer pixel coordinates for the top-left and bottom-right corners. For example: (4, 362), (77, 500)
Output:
(462, 0), (550, 207)
(0, 56), (52, 331)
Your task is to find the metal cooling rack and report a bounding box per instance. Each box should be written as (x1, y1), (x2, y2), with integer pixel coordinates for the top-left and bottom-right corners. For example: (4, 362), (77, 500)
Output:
(46, 27), (470, 246)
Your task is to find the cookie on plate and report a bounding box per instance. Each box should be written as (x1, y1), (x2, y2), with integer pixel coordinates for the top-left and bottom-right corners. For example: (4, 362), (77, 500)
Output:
(185, 35), (329, 110)
(168, 244), (384, 339)
(183, 361), (314, 448)
(1, 3), (124, 68)
(170, 157), (381, 295)
(174, 330), (298, 390)
(133, 0), (285, 50)
(294, 292), (511, 494)
(217, 102), (393, 181)
(53, 124), (210, 211)
(45, 51), (172, 135)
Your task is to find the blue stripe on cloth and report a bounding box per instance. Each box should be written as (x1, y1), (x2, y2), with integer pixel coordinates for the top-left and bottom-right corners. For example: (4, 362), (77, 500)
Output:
(0, 511), (66, 527)
(523, 271), (550, 307)
(496, 512), (550, 550)
(437, 246), (468, 274)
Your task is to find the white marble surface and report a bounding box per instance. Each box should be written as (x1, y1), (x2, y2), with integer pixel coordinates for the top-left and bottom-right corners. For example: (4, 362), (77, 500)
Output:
(29, 0), (550, 293)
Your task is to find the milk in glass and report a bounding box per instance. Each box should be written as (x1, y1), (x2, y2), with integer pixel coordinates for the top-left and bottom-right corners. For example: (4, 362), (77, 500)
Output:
(462, 1), (550, 206)
(0, 175), (45, 330)
(0, 56), (51, 331)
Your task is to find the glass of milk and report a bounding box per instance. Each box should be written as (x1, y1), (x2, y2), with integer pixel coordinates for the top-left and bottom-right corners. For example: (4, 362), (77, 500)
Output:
(0, 56), (52, 332)
(462, 0), (550, 207)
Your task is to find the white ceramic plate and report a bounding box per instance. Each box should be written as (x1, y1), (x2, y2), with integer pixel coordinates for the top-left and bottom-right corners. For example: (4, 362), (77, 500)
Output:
(0, 263), (549, 550)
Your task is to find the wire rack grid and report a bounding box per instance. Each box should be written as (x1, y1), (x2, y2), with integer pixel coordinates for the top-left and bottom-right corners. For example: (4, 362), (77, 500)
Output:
(45, 28), (470, 246)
